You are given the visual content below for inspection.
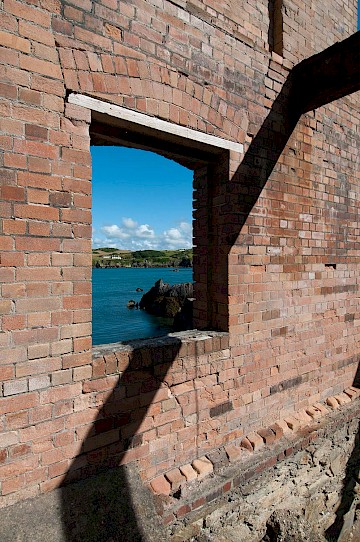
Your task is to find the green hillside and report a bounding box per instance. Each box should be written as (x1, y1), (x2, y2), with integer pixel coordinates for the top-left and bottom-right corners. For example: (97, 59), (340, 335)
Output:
(92, 248), (192, 268)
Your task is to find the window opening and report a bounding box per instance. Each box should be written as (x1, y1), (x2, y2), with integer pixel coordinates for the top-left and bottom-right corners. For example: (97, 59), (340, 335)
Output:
(269, 0), (283, 56)
(91, 146), (194, 345)
(69, 94), (243, 342)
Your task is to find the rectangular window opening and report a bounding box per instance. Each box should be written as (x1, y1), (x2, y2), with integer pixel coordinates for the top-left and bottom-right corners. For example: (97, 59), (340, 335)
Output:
(68, 94), (243, 348)
(91, 143), (195, 346)
(269, 0), (283, 56)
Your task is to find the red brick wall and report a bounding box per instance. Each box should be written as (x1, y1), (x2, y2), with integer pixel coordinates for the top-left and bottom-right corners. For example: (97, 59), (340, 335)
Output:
(0, 0), (359, 506)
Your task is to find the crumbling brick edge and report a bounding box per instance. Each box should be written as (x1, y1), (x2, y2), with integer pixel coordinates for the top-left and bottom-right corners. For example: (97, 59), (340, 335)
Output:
(149, 386), (360, 526)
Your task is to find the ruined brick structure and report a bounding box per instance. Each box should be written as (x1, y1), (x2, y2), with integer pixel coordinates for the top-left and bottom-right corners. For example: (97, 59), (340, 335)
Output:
(0, 0), (360, 520)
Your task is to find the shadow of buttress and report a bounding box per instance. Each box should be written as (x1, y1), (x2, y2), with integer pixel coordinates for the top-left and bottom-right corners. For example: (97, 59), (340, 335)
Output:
(60, 336), (181, 542)
(60, 69), (306, 541)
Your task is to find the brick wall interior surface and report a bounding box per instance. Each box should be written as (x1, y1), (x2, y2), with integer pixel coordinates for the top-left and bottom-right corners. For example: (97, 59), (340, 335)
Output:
(0, 0), (360, 509)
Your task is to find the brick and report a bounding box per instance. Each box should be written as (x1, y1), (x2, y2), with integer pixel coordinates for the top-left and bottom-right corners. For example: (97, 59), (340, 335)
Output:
(39, 383), (82, 404)
(14, 203), (59, 222)
(17, 358), (61, 379)
(62, 351), (92, 369)
(28, 376), (50, 391)
(175, 504), (191, 518)
(0, 81), (17, 99)
(224, 444), (242, 462)
(349, 387), (360, 397)
(19, 55), (62, 79)
(326, 396), (340, 409)
(19, 417), (65, 442)
(0, 300), (12, 315)
(150, 476), (171, 496)
(344, 388), (358, 400)
(313, 402), (330, 416)
(2, 475), (26, 495)
(179, 463), (198, 482)
(206, 447), (229, 471)
(269, 423), (284, 440)
(50, 340), (72, 356)
(27, 343), (50, 360)
(82, 376), (119, 394)
(30, 405), (52, 424)
(0, 186), (25, 201)
(10, 443), (31, 458)
(0, 431), (19, 448)
(19, 20), (55, 46)
(0, 237), (14, 251)
(246, 432), (264, 451)
(2, 219), (27, 235)
(16, 238), (60, 252)
(240, 437), (253, 452)
(0, 252), (25, 267)
(5, 0), (51, 26)
(51, 370), (72, 386)
(25, 124), (48, 140)
(5, 412), (28, 431)
(0, 450), (7, 464)
(164, 468), (186, 491)
(284, 416), (301, 431)
(294, 409), (313, 425)
(0, 30), (30, 53)
(334, 393), (351, 405)
(257, 428), (276, 445)
(274, 419), (292, 434)
(49, 191), (72, 207)
(0, 366), (15, 381)
(305, 406), (322, 419)
(73, 365), (92, 381)
(0, 393), (38, 415)
(192, 456), (213, 480)
(3, 380), (28, 396)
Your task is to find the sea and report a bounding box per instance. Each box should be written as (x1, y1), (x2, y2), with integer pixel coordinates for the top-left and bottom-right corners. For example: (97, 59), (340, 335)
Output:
(92, 267), (193, 345)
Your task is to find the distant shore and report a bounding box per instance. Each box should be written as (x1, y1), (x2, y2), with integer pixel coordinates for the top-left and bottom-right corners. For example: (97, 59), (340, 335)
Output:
(92, 247), (193, 269)
(93, 264), (190, 269)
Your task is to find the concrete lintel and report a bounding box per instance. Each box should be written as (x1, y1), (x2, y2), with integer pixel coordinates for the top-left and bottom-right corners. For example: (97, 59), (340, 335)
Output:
(68, 93), (244, 154)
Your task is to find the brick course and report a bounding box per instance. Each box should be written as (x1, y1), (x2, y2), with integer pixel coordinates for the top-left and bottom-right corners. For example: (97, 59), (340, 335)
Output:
(0, 0), (359, 514)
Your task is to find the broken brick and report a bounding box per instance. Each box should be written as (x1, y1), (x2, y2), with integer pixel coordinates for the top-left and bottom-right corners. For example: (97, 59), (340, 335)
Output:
(192, 456), (213, 480)
(150, 475), (171, 496)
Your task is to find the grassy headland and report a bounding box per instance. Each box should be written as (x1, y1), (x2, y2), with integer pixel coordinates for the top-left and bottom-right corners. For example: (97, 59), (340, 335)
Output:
(92, 248), (192, 268)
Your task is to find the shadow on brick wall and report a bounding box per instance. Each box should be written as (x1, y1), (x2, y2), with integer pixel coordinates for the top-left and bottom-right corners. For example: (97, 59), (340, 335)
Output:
(225, 70), (303, 247)
(60, 337), (181, 542)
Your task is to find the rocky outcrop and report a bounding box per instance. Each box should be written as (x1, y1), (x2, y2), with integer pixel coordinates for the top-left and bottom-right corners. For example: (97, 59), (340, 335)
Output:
(140, 279), (194, 327)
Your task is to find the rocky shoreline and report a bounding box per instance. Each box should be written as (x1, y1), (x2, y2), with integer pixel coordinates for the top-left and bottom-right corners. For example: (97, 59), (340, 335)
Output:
(139, 279), (194, 331)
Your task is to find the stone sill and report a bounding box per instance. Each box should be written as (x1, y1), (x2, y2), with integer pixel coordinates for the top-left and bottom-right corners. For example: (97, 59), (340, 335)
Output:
(92, 330), (229, 371)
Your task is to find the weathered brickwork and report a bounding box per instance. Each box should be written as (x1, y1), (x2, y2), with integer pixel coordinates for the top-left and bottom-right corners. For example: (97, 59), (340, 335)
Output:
(0, 0), (359, 511)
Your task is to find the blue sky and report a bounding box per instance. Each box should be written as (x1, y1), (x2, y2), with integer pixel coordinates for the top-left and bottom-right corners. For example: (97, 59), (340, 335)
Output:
(91, 146), (193, 250)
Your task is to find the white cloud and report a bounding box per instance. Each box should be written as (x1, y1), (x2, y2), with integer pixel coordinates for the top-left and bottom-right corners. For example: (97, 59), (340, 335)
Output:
(122, 217), (137, 229)
(165, 228), (182, 240)
(162, 221), (192, 249)
(179, 221), (192, 233)
(102, 225), (130, 239)
(96, 217), (192, 250)
(136, 224), (155, 238)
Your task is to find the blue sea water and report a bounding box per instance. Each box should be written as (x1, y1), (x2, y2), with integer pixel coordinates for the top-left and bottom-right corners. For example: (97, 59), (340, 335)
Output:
(92, 267), (193, 345)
